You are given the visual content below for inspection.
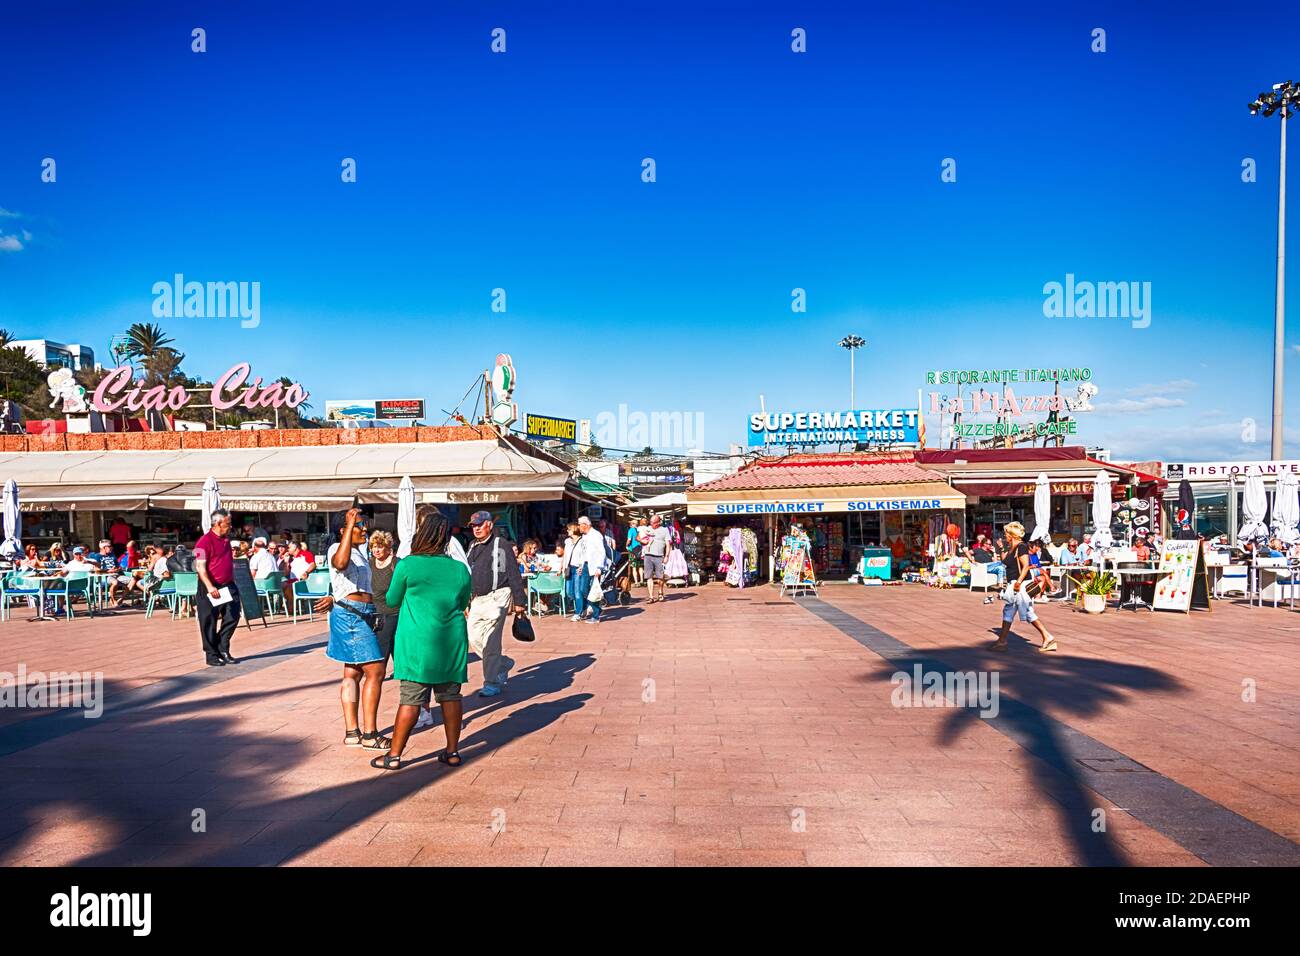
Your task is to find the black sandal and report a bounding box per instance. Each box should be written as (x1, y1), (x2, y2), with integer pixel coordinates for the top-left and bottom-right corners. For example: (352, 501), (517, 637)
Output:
(438, 750), (463, 767)
(361, 731), (393, 750)
(370, 753), (402, 771)
(344, 728), (363, 747)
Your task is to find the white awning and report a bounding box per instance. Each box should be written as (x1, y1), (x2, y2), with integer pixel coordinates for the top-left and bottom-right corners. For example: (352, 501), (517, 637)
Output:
(18, 482), (182, 512)
(2, 440), (572, 510)
(358, 472), (569, 505)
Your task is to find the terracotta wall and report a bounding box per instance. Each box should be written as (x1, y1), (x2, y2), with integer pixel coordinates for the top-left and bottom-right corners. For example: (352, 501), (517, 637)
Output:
(3, 425), (496, 454)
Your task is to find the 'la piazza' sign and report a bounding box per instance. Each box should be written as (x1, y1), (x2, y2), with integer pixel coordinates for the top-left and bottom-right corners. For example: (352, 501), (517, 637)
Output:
(91, 363), (308, 414)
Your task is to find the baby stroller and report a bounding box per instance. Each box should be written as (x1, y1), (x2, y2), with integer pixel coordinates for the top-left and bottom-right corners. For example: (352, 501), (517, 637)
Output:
(600, 553), (634, 606)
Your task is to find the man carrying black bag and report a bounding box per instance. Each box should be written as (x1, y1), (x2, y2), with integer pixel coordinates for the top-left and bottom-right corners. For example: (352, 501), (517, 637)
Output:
(464, 511), (528, 698)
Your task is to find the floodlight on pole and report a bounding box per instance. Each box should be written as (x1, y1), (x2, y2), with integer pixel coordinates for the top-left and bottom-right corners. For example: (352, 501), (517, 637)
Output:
(838, 335), (866, 408)
(1250, 79), (1300, 460)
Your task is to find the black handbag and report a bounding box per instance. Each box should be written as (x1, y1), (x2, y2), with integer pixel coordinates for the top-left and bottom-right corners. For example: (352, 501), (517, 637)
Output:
(511, 614), (536, 643)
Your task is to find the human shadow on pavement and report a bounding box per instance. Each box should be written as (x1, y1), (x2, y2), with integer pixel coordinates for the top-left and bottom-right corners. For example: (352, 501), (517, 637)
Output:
(6, 651), (597, 866)
(865, 630), (1184, 866)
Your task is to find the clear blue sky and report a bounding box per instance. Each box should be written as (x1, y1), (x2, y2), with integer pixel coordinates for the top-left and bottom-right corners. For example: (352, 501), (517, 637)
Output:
(2, 1), (1298, 461)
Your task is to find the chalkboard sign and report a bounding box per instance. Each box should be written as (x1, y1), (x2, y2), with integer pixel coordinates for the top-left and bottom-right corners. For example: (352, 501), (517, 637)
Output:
(230, 559), (268, 628)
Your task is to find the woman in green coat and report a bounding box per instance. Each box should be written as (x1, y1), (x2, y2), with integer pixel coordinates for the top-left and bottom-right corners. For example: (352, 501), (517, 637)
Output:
(371, 506), (472, 771)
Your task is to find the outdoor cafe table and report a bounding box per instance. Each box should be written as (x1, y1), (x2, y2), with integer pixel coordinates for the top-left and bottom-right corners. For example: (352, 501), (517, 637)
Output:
(1108, 565), (1160, 612)
(1251, 561), (1299, 609)
(22, 570), (115, 621)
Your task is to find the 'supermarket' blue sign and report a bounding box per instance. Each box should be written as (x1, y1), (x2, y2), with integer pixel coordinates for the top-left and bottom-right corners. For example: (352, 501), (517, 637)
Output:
(748, 409), (920, 447)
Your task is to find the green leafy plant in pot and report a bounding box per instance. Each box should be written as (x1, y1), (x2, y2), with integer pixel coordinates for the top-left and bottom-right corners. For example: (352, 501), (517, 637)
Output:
(1067, 571), (1117, 614)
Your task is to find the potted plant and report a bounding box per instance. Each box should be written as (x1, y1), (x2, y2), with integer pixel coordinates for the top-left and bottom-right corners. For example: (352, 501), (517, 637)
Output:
(1068, 571), (1117, 614)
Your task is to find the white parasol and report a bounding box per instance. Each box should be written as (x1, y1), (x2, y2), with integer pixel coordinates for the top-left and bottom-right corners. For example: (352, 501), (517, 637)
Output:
(200, 476), (222, 533)
(396, 475), (416, 558)
(1, 479), (21, 560)
(1090, 469), (1114, 550)
(1029, 472), (1051, 544)
(1238, 464), (1269, 546)
(1272, 470), (1300, 546)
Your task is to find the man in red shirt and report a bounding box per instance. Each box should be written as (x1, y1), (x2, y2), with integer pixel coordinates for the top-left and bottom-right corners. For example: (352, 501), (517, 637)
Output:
(109, 515), (132, 559)
(195, 508), (241, 666)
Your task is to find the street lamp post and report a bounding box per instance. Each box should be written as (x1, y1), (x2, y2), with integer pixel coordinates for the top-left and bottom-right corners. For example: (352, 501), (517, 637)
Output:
(838, 335), (865, 408)
(1250, 80), (1300, 461)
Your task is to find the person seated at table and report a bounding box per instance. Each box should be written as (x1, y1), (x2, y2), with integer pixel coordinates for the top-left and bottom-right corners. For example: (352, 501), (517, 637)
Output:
(517, 538), (542, 574)
(46, 542), (67, 568)
(1076, 534), (1096, 565)
(1057, 538), (1082, 566)
(18, 543), (43, 571)
(61, 546), (99, 575)
(248, 537), (277, 581)
(1262, 537), (1286, 558)
(94, 539), (137, 606)
(139, 544), (173, 598)
(287, 540), (316, 580)
(1133, 535), (1152, 562)
(1026, 540), (1056, 598)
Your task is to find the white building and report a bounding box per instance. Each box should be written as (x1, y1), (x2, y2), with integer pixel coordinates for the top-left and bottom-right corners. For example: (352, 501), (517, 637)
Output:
(11, 339), (96, 372)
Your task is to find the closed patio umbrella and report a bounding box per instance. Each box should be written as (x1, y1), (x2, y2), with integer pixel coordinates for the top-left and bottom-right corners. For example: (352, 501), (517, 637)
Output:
(1271, 471), (1299, 546)
(1174, 479), (1198, 539)
(1, 479), (21, 560)
(1238, 465), (1269, 546)
(1090, 470), (1114, 550)
(396, 475), (416, 558)
(200, 476), (222, 533)
(1029, 472), (1051, 544)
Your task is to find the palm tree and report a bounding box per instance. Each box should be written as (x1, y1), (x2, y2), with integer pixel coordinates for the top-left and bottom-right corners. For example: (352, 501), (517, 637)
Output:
(124, 322), (175, 362)
(0, 329), (13, 348)
(277, 376), (311, 414)
(142, 347), (186, 386)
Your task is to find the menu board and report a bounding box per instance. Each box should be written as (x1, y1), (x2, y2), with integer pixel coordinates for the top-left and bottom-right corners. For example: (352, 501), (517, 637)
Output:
(1152, 540), (1208, 613)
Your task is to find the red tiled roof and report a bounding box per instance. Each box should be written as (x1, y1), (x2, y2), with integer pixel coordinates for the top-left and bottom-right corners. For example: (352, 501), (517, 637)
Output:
(695, 459), (941, 492)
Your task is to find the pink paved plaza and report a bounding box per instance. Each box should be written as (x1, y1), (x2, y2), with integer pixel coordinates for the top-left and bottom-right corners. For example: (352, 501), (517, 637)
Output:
(2, 584), (1298, 867)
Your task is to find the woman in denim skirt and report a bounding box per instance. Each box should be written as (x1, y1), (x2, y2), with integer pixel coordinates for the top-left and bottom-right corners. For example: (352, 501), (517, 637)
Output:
(326, 508), (390, 751)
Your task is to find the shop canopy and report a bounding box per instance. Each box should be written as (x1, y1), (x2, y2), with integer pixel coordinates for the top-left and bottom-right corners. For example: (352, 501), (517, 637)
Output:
(913, 447), (1159, 498)
(687, 481), (965, 516)
(687, 459), (965, 516)
(0, 439), (572, 512)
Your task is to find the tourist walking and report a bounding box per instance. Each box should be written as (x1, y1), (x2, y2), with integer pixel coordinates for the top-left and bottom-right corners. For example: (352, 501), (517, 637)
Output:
(368, 530), (400, 666)
(194, 509), (241, 666)
(990, 521), (1058, 653)
(465, 510), (527, 697)
(371, 507), (472, 771)
(326, 508), (390, 751)
(626, 518), (645, 584)
(570, 515), (608, 622)
(641, 513), (672, 603)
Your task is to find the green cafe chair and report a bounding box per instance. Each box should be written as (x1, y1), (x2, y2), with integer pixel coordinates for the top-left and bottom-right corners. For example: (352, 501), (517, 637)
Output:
(171, 572), (200, 620)
(145, 577), (177, 619)
(292, 570), (331, 624)
(48, 572), (93, 620)
(255, 571), (286, 618)
(1, 571), (42, 622)
(527, 572), (565, 617)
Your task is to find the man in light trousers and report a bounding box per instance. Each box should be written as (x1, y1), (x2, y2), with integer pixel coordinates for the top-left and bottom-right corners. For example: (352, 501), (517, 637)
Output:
(571, 515), (609, 623)
(465, 511), (528, 698)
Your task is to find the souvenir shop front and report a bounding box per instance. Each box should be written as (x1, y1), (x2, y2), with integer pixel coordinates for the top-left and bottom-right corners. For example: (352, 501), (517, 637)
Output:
(686, 458), (967, 582)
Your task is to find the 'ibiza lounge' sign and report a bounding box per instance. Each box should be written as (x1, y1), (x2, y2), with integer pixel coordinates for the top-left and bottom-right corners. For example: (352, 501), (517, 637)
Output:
(91, 363), (308, 414)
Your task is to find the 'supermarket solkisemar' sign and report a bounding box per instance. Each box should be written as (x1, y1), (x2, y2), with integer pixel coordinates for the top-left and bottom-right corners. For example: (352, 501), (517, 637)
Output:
(689, 497), (946, 516)
(749, 409), (920, 447)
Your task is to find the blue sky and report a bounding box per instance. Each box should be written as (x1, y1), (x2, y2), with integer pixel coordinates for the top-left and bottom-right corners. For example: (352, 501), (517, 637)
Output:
(2, 0), (1298, 461)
